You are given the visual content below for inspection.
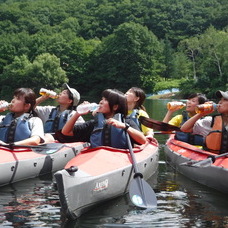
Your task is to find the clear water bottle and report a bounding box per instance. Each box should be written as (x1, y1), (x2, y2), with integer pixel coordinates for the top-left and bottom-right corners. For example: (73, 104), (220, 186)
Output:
(195, 103), (217, 114)
(167, 101), (186, 110)
(0, 102), (11, 110)
(39, 88), (58, 99)
(76, 103), (99, 114)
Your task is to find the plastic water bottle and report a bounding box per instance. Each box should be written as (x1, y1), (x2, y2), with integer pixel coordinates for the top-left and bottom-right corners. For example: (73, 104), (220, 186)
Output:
(195, 103), (217, 114)
(167, 101), (186, 110)
(77, 103), (99, 114)
(39, 88), (58, 99)
(0, 102), (11, 110)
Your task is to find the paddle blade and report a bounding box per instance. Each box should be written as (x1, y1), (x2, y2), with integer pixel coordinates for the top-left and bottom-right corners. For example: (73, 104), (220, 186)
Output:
(180, 158), (213, 167)
(139, 116), (181, 132)
(129, 176), (157, 209)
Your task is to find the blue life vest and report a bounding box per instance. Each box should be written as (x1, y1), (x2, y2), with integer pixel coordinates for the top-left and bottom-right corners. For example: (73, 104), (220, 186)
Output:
(127, 109), (141, 130)
(90, 113), (128, 149)
(0, 113), (32, 143)
(44, 107), (71, 133)
(175, 111), (204, 146)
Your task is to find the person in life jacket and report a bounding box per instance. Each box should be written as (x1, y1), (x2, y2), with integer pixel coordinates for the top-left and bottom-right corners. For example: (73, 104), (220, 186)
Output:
(35, 83), (84, 138)
(55, 89), (146, 149)
(125, 87), (154, 140)
(0, 88), (45, 146)
(163, 93), (208, 145)
(181, 90), (228, 154)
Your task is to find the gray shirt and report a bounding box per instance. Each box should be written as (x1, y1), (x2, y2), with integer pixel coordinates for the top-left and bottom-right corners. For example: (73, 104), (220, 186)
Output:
(193, 116), (213, 137)
(35, 106), (85, 125)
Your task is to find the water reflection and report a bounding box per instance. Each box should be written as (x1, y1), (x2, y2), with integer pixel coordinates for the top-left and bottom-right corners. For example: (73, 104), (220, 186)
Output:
(0, 175), (62, 227)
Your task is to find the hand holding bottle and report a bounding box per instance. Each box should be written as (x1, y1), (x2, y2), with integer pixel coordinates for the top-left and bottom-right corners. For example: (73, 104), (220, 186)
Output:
(39, 88), (58, 99)
(195, 102), (217, 115)
(0, 101), (11, 112)
(76, 102), (99, 114)
(167, 101), (186, 111)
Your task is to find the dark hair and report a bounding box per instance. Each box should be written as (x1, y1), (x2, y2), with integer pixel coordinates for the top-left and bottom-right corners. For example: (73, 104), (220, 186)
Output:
(130, 87), (146, 111)
(14, 88), (36, 113)
(188, 93), (208, 104)
(102, 89), (128, 117)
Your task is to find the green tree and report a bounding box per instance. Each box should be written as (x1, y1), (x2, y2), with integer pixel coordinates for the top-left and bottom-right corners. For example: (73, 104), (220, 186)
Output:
(84, 22), (164, 96)
(178, 37), (201, 81)
(0, 53), (67, 98)
(171, 52), (192, 80)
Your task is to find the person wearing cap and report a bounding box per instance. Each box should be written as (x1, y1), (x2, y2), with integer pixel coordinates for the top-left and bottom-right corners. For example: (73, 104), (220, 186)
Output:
(56, 89), (146, 148)
(181, 90), (228, 154)
(35, 83), (84, 136)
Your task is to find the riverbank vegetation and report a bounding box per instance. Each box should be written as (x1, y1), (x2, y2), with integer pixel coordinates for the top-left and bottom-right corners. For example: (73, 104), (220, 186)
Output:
(0, 0), (227, 99)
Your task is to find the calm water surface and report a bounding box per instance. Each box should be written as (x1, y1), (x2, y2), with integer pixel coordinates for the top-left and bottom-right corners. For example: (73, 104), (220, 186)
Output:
(1, 99), (228, 228)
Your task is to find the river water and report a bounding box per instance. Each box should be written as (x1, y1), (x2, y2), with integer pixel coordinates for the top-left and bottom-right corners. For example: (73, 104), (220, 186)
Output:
(1, 99), (228, 227)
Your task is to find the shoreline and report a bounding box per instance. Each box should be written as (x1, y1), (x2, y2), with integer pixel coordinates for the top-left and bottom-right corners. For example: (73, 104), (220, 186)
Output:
(147, 92), (179, 99)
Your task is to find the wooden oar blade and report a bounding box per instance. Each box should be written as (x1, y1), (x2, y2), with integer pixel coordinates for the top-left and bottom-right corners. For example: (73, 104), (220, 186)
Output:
(129, 176), (157, 209)
(139, 116), (181, 132)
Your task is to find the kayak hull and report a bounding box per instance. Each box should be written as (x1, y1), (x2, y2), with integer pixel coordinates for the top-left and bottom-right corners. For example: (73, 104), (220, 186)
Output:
(165, 135), (228, 194)
(0, 142), (89, 187)
(54, 140), (159, 219)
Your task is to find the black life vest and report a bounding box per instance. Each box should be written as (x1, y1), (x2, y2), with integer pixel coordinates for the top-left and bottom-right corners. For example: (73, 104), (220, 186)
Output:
(175, 111), (204, 146)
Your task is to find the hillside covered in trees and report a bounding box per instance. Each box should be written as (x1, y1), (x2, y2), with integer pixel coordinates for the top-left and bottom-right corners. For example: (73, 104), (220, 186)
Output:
(0, 0), (227, 99)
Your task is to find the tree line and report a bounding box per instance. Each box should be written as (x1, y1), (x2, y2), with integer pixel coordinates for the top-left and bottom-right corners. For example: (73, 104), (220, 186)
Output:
(0, 0), (227, 99)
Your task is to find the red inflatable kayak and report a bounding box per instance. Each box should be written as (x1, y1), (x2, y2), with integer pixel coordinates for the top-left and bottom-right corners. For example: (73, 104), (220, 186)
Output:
(54, 140), (159, 219)
(165, 134), (228, 194)
(0, 142), (89, 187)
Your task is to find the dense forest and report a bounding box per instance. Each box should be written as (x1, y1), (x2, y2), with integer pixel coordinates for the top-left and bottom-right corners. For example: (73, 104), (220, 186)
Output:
(0, 0), (227, 99)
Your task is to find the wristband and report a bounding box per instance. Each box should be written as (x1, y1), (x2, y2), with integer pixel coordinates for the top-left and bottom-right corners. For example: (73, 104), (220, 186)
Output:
(124, 123), (130, 131)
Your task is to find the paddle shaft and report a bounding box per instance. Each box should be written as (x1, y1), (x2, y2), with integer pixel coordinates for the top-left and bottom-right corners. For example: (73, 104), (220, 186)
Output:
(0, 143), (67, 150)
(154, 131), (176, 134)
(171, 139), (228, 167)
(193, 151), (228, 166)
(126, 133), (140, 174)
(0, 143), (42, 149)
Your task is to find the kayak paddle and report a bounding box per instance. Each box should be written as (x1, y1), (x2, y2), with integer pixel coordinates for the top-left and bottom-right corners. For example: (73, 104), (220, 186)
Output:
(139, 116), (181, 132)
(180, 152), (228, 167)
(0, 143), (73, 154)
(126, 132), (157, 209)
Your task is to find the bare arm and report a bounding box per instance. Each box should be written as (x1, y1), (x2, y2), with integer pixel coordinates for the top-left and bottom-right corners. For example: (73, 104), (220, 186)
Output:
(180, 113), (204, 132)
(35, 95), (49, 108)
(61, 112), (82, 136)
(14, 135), (42, 146)
(163, 110), (177, 123)
(106, 118), (146, 145)
(0, 135), (42, 146)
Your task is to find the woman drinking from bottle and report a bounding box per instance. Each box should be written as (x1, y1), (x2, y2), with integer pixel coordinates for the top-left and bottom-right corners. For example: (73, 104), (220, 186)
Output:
(0, 88), (45, 146)
(35, 83), (84, 137)
(163, 93), (208, 146)
(56, 89), (146, 148)
(181, 90), (228, 154)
